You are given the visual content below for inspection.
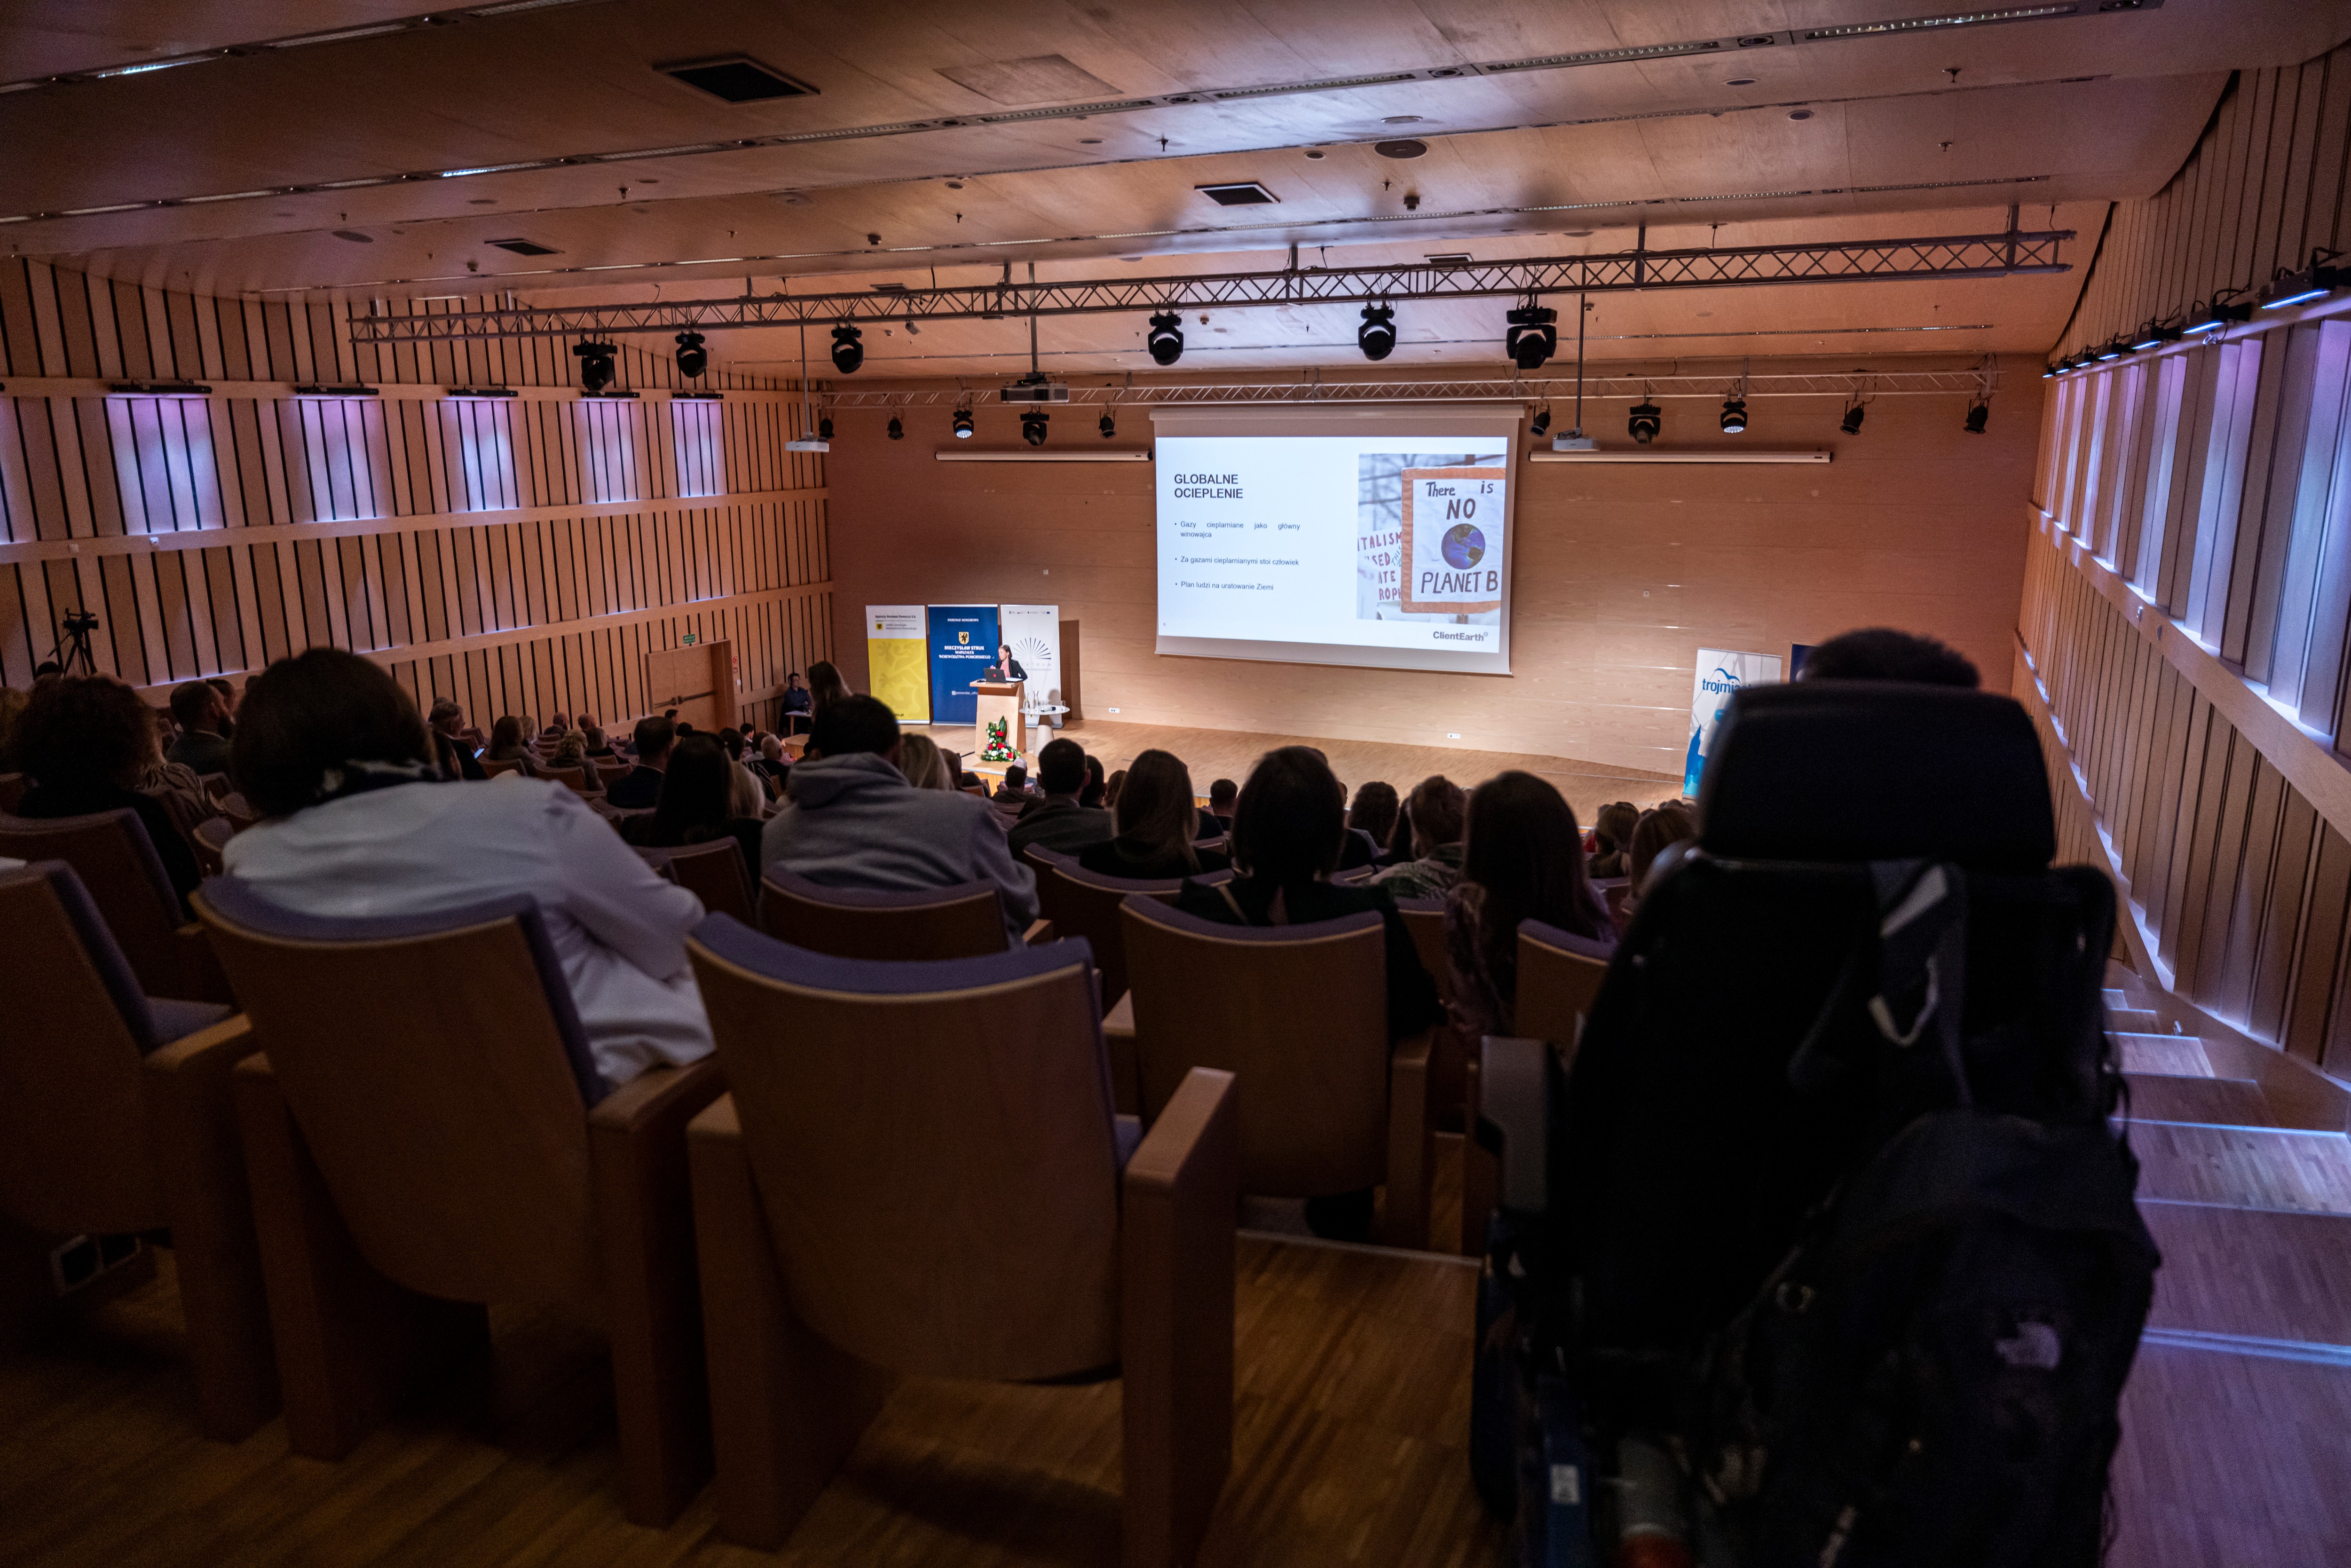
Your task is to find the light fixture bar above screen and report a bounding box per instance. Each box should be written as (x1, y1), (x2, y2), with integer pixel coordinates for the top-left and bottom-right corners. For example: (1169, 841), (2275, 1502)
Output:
(1151, 404), (1519, 677)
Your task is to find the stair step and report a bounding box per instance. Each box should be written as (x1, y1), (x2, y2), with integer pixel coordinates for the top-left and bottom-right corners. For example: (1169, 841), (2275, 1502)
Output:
(2140, 1199), (2351, 1346)
(2116, 1033), (2214, 1078)
(2109, 1007), (2165, 1032)
(2130, 1123), (2351, 1215)
(2123, 1073), (2278, 1128)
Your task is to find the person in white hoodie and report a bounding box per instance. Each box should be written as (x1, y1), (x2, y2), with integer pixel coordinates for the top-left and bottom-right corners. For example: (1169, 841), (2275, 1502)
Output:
(218, 648), (711, 1086)
(761, 693), (1038, 944)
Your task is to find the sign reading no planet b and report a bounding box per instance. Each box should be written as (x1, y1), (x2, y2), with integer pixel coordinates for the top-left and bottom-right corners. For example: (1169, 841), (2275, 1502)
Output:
(1399, 467), (1507, 615)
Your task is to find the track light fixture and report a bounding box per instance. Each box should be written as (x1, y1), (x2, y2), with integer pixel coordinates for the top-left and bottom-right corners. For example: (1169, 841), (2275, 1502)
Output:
(953, 407), (974, 440)
(886, 415), (903, 440)
(1720, 396), (1748, 434)
(1147, 311), (1185, 366)
(1099, 410), (1116, 439)
(829, 323), (863, 374)
(1529, 405), (1550, 439)
(2131, 318), (2184, 352)
(2260, 249), (2347, 311)
(1840, 402), (1865, 435)
(1964, 401), (1990, 434)
(1357, 303), (1396, 362)
(572, 339), (616, 393)
(1505, 303), (1558, 371)
(1627, 400), (1662, 445)
(2184, 291), (2255, 334)
(1021, 409), (1049, 447)
(673, 331), (707, 379)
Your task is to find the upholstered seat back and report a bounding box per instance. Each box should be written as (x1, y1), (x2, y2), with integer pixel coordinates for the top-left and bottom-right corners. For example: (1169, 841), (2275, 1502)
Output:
(1515, 920), (1615, 1059)
(0, 861), (163, 1234)
(687, 917), (1123, 1381)
(638, 839), (755, 924)
(193, 879), (606, 1304)
(1026, 847), (1225, 1007)
(0, 808), (190, 999)
(758, 865), (1004, 961)
(1121, 898), (1389, 1196)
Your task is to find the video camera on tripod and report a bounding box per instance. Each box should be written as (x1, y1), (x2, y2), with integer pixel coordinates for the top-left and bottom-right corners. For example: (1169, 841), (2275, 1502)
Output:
(49, 607), (101, 676)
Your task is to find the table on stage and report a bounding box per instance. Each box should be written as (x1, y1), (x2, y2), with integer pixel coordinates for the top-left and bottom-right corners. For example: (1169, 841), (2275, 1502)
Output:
(970, 678), (1025, 761)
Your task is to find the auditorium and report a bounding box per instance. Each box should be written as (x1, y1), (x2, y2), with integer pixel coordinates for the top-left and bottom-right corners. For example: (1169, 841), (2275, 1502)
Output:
(6, 2), (2351, 1564)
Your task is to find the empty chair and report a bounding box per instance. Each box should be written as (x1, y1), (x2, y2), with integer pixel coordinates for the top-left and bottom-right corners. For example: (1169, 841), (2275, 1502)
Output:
(1114, 897), (1436, 1248)
(759, 864), (1041, 960)
(196, 879), (724, 1525)
(637, 840), (756, 925)
(0, 860), (275, 1438)
(0, 808), (232, 1003)
(1025, 845), (1229, 1017)
(684, 917), (1239, 1563)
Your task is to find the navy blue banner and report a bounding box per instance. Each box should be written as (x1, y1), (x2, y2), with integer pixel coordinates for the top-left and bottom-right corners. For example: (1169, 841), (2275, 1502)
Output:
(927, 604), (1001, 726)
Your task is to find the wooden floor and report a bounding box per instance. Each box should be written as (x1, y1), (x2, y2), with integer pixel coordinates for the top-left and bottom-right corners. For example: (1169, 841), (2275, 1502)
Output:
(908, 717), (1681, 819)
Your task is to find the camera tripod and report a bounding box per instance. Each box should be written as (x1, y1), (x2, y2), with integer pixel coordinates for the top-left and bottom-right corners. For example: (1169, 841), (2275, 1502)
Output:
(47, 609), (101, 676)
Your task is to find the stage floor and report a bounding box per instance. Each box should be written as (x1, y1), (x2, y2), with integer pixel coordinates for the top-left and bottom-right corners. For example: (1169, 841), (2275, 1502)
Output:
(909, 717), (1680, 818)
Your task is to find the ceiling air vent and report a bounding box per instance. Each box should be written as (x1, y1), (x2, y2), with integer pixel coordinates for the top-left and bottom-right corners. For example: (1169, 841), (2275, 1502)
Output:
(1196, 181), (1278, 206)
(485, 237), (560, 256)
(662, 56), (817, 103)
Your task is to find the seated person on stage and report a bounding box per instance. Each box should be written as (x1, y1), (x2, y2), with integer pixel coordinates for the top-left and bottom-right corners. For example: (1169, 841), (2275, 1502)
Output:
(1444, 772), (1613, 1042)
(1586, 800), (1638, 880)
(1207, 776), (1238, 830)
(1005, 738), (1114, 859)
(605, 716), (674, 809)
(762, 694), (1038, 944)
(990, 763), (1031, 804)
(11, 674), (205, 914)
(986, 643), (1027, 682)
(1077, 748), (1229, 880)
(165, 678), (234, 775)
(1372, 775), (1468, 899)
(426, 698), (487, 780)
(1797, 625), (1980, 687)
(780, 670), (813, 733)
(620, 733), (765, 882)
(220, 649), (711, 1086)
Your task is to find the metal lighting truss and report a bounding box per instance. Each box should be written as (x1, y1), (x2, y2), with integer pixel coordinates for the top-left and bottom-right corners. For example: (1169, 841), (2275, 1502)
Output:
(831, 368), (2000, 408)
(345, 222), (2068, 345)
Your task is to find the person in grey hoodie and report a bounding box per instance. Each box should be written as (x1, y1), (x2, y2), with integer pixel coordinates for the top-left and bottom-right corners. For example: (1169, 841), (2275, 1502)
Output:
(760, 693), (1038, 944)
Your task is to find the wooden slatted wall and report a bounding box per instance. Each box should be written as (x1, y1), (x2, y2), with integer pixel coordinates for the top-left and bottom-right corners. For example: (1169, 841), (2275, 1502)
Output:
(2018, 35), (2351, 1075)
(0, 260), (833, 734)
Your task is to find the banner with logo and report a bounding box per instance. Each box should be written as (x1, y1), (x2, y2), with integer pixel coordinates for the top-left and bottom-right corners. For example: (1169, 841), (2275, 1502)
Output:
(997, 603), (1063, 725)
(926, 604), (1001, 727)
(1684, 648), (1783, 796)
(863, 604), (929, 724)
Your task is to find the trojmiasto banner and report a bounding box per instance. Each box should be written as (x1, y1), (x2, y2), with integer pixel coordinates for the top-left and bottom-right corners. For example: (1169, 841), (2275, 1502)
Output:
(1684, 648), (1784, 796)
(863, 605), (930, 723)
(926, 604), (1001, 727)
(996, 603), (1063, 724)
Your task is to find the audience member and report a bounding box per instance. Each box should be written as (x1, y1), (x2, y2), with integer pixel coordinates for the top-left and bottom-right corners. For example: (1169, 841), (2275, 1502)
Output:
(762, 695), (1037, 942)
(1103, 768), (1127, 812)
(781, 671), (813, 733)
(1007, 738), (1115, 858)
(426, 698), (487, 780)
(606, 716), (675, 808)
(752, 733), (791, 790)
(1622, 802), (1697, 918)
(1348, 780), (1400, 857)
(138, 704), (219, 848)
(1587, 800), (1639, 879)
(10, 675), (205, 913)
(0, 684), (28, 767)
(548, 730), (589, 773)
(1443, 771), (1612, 1042)
(895, 732), (953, 791)
(542, 712), (571, 741)
(620, 733), (765, 882)
(991, 764), (1030, 804)
(714, 726), (771, 806)
(165, 680), (234, 774)
(1078, 749), (1228, 879)
(484, 716), (541, 776)
(221, 650), (710, 1084)
(1372, 776), (1468, 899)
(1207, 777), (1238, 827)
(582, 724), (613, 758)
(32, 660), (64, 684)
(205, 677), (239, 735)
(1079, 752), (1107, 809)
(1799, 626), (1979, 687)
(805, 660), (850, 719)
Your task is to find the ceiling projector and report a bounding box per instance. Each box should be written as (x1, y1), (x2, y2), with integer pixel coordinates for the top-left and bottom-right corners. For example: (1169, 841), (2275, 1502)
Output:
(999, 374), (1071, 404)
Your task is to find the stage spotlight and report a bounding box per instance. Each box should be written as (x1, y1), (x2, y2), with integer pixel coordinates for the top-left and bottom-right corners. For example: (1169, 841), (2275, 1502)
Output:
(673, 331), (707, 378)
(1147, 311), (1185, 366)
(1720, 397), (1747, 434)
(1964, 401), (1990, 434)
(953, 408), (974, 440)
(1505, 304), (1558, 371)
(886, 415), (903, 440)
(1529, 406), (1550, 439)
(829, 323), (864, 374)
(1839, 403), (1865, 435)
(573, 339), (616, 393)
(1021, 409), (1049, 447)
(818, 415), (834, 440)
(1099, 410), (1116, 439)
(1627, 400), (1662, 445)
(1357, 303), (1396, 361)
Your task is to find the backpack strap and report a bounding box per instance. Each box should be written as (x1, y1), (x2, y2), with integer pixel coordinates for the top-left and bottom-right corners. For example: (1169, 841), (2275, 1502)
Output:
(1787, 859), (1973, 1106)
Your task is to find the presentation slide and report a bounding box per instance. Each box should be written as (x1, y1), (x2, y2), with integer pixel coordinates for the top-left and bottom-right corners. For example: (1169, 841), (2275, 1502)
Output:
(1152, 406), (1517, 674)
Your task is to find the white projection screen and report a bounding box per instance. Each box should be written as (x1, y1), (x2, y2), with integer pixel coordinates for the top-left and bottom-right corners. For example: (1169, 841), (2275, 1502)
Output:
(1152, 404), (1519, 675)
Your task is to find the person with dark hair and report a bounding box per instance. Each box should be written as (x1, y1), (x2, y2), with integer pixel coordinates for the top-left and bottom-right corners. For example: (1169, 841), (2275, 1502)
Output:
(1622, 801), (1698, 920)
(165, 679), (234, 774)
(1207, 777), (1238, 829)
(1078, 749), (1227, 880)
(32, 660), (64, 684)
(991, 763), (1030, 804)
(11, 675), (204, 913)
(1008, 737), (1114, 858)
(1799, 627), (1980, 687)
(1372, 776), (1469, 899)
(1444, 772), (1612, 1042)
(205, 677), (239, 734)
(606, 715), (675, 809)
(219, 649), (710, 1084)
(619, 733), (765, 880)
(762, 693), (1038, 942)
(1079, 752), (1107, 809)
(1587, 800), (1640, 880)
(804, 660), (850, 720)
(1348, 780), (1400, 855)
(781, 671), (813, 734)
(426, 697), (487, 781)
(582, 724), (612, 759)
(990, 643), (1027, 682)
(484, 715), (543, 778)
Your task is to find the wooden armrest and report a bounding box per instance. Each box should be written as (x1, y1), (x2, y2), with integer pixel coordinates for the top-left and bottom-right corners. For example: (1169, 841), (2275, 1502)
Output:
(144, 1011), (258, 1077)
(688, 1092), (741, 1146)
(1381, 1028), (1436, 1250)
(175, 922), (239, 1005)
(1023, 917), (1057, 946)
(1103, 990), (1136, 1040)
(589, 1055), (726, 1135)
(1101, 990), (1139, 1116)
(1123, 1067), (1238, 1202)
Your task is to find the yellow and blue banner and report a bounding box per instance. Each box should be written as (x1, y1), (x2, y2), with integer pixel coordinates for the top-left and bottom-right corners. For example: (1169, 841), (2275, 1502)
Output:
(864, 605), (930, 723)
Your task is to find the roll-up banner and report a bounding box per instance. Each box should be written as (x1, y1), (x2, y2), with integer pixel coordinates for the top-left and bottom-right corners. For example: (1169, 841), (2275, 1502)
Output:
(996, 603), (1063, 726)
(864, 604), (930, 723)
(1684, 648), (1783, 796)
(927, 604), (1001, 726)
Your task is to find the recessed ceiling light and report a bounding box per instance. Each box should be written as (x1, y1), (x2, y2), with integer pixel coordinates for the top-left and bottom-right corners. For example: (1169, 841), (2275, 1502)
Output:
(1566, 229), (1593, 237)
(660, 56), (817, 103)
(944, 180), (964, 189)
(331, 229), (372, 243)
(1382, 115), (1423, 124)
(467, 197), (496, 205)
(1078, 138), (1103, 145)
(1725, 76), (1758, 85)
(1375, 139), (1428, 159)
(1304, 150), (1325, 159)
(1789, 108), (1814, 120)
(486, 236), (560, 255)
(1196, 181), (1278, 206)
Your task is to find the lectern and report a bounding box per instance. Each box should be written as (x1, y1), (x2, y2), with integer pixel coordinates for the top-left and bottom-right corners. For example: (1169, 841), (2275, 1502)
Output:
(971, 679), (1025, 761)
